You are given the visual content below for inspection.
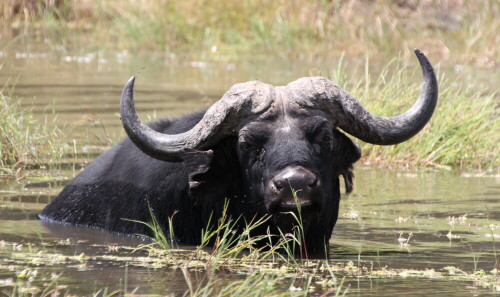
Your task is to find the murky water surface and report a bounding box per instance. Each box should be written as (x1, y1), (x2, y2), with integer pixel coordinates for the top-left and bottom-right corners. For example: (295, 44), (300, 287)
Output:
(0, 39), (499, 296)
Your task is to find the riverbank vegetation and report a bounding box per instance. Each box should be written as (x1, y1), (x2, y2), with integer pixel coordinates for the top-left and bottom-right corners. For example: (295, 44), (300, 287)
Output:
(333, 58), (499, 170)
(1, 0), (498, 66)
(0, 57), (497, 172)
(0, 87), (64, 176)
(0, 0), (498, 171)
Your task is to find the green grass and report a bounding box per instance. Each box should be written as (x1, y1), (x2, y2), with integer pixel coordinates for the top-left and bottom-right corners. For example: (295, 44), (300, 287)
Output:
(180, 267), (349, 297)
(124, 201), (349, 295)
(1, 1), (498, 65)
(0, 87), (65, 174)
(330, 57), (499, 170)
(137, 200), (304, 271)
(1, 1), (497, 171)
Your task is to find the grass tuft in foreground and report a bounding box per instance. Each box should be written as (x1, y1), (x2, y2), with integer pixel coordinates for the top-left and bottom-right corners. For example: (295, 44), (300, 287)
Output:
(0, 87), (65, 175)
(331, 58), (499, 170)
(126, 201), (348, 296)
(133, 200), (305, 272)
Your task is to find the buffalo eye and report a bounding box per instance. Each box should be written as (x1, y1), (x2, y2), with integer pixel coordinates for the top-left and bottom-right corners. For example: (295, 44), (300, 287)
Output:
(239, 139), (265, 160)
(322, 134), (332, 144)
(310, 130), (333, 148)
(306, 119), (333, 147)
(240, 142), (252, 150)
(240, 141), (265, 157)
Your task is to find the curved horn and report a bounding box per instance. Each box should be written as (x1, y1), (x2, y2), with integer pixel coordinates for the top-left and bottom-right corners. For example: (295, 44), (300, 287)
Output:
(290, 49), (438, 145)
(120, 77), (273, 161)
(337, 49), (438, 144)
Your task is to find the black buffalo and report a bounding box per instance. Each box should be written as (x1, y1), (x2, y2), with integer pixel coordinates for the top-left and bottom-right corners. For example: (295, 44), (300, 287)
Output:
(40, 50), (438, 254)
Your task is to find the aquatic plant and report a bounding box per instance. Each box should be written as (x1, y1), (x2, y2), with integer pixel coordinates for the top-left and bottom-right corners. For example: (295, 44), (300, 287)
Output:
(0, 86), (65, 176)
(2, 232), (500, 295)
(2, 267), (123, 297)
(136, 199), (305, 273)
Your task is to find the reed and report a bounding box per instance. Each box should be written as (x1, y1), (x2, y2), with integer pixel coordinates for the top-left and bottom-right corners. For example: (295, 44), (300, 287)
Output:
(1, 1), (498, 65)
(0, 86), (65, 174)
(330, 57), (499, 170)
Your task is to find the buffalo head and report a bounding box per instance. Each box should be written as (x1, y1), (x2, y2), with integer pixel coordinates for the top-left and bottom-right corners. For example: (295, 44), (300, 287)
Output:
(119, 49), (438, 252)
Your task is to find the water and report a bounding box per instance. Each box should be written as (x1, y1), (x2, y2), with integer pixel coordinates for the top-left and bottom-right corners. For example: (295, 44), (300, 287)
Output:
(0, 39), (499, 296)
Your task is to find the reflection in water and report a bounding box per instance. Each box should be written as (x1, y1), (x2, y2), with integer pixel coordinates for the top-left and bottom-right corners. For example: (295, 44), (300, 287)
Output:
(0, 40), (499, 296)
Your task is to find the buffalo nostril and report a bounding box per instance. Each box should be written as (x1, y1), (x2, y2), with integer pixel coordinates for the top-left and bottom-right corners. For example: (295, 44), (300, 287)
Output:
(274, 179), (284, 191)
(308, 176), (318, 187)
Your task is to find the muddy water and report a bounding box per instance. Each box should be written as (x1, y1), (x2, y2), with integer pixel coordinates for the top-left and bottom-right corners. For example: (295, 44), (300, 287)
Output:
(0, 40), (499, 296)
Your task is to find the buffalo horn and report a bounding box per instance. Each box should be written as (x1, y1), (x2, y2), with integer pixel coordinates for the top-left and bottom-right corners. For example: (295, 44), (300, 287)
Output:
(290, 49), (438, 145)
(336, 49), (438, 144)
(120, 78), (272, 161)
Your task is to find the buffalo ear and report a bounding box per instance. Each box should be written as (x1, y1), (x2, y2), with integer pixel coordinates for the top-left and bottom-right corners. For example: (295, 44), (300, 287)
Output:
(183, 149), (214, 190)
(183, 140), (237, 202)
(332, 130), (361, 193)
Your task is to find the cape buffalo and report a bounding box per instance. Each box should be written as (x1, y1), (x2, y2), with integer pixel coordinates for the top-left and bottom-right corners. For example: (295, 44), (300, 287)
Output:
(40, 49), (438, 254)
